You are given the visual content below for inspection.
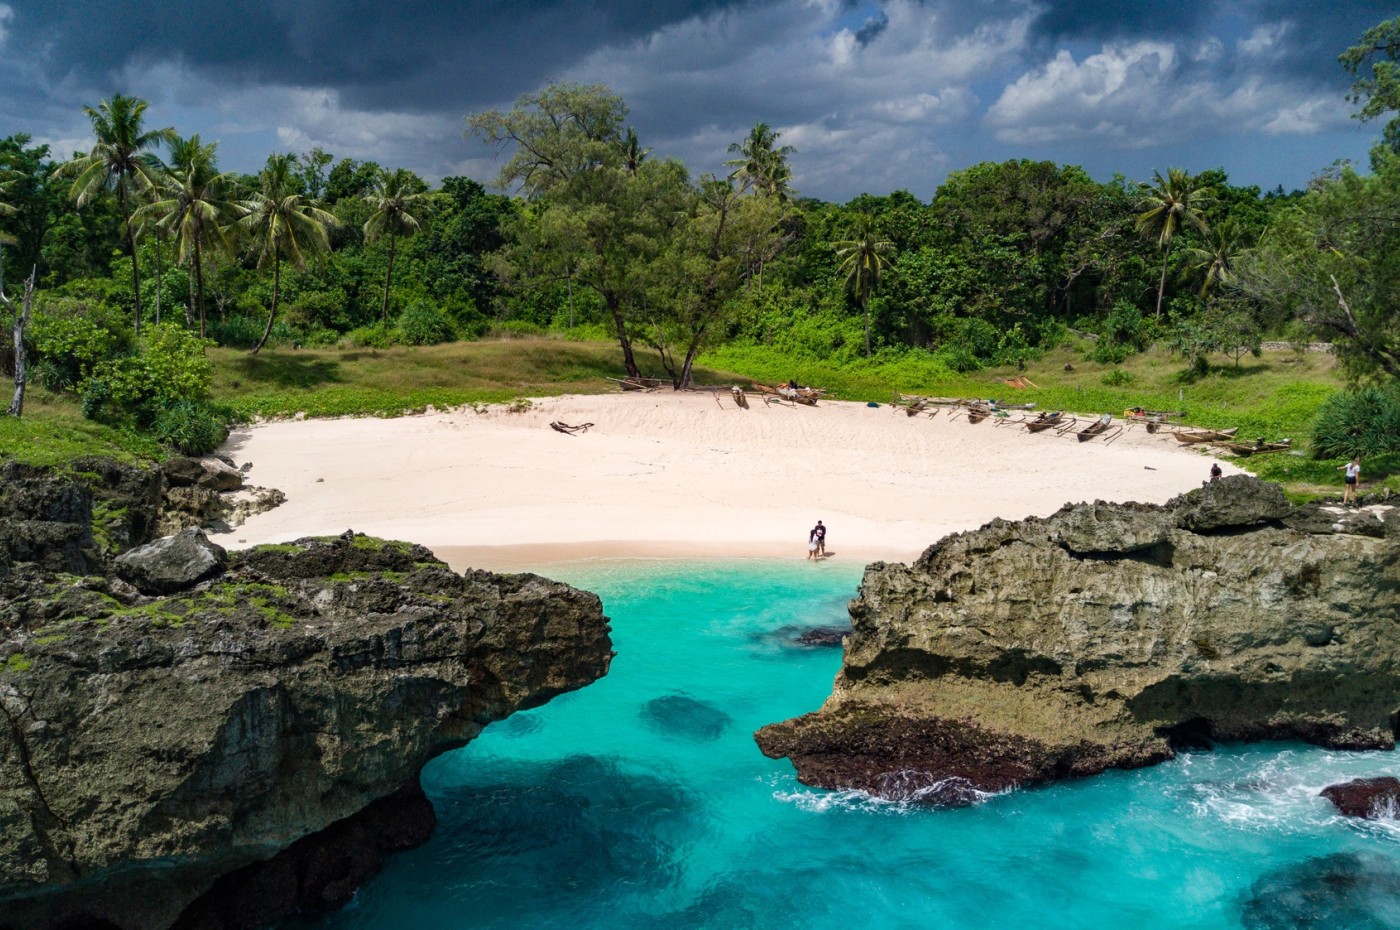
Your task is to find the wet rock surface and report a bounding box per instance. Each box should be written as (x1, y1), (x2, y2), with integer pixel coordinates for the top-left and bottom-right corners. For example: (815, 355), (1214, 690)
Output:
(1321, 777), (1400, 819)
(0, 464), (614, 930)
(757, 477), (1400, 803)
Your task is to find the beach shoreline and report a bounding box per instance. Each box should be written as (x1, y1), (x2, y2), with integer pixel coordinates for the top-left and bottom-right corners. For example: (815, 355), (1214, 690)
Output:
(213, 392), (1242, 573)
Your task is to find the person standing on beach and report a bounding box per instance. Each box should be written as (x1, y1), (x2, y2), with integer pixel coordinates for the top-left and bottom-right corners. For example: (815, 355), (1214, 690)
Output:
(1340, 456), (1361, 504)
(811, 520), (826, 558)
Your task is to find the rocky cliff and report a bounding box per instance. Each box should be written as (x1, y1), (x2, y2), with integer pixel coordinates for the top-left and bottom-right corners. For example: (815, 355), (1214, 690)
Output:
(756, 477), (1400, 804)
(0, 462), (613, 929)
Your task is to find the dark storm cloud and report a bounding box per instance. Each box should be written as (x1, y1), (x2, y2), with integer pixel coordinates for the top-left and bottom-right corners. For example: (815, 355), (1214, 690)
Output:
(854, 12), (889, 46)
(9, 0), (761, 112)
(1029, 0), (1223, 43)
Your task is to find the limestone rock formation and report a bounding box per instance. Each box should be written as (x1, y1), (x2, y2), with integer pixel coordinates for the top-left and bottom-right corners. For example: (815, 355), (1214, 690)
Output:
(756, 477), (1400, 803)
(114, 527), (228, 594)
(0, 528), (613, 929)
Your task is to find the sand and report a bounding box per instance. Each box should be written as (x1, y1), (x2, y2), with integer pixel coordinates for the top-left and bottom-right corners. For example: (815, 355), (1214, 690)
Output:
(212, 392), (1242, 572)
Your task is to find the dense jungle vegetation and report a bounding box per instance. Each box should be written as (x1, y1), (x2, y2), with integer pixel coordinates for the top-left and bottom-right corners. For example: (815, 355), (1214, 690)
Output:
(1, 16), (1398, 485)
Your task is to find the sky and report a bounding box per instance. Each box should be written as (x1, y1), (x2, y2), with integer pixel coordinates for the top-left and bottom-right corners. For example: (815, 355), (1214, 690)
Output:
(0, 0), (1393, 202)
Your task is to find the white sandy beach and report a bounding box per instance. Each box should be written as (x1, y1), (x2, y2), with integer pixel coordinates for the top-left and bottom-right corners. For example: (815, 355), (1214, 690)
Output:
(213, 392), (1242, 572)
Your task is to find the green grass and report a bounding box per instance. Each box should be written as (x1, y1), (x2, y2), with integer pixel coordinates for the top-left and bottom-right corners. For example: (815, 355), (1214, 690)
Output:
(0, 389), (164, 467)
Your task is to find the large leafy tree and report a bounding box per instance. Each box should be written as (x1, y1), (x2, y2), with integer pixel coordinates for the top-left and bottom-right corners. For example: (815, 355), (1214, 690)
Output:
(469, 82), (657, 376)
(1342, 16), (1400, 154)
(645, 174), (786, 388)
(834, 217), (894, 356)
(725, 122), (797, 201)
(1136, 167), (1213, 319)
(362, 167), (433, 324)
(1233, 151), (1400, 381)
(62, 95), (175, 335)
(239, 153), (338, 353)
(135, 134), (242, 337)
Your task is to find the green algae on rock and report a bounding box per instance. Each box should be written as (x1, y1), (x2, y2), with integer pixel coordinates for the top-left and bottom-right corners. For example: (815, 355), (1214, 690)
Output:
(756, 476), (1400, 804)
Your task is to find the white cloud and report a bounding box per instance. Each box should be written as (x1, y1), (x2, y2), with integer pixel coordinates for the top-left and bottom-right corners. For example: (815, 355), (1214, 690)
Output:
(0, 4), (12, 48)
(1238, 22), (1290, 57)
(986, 39), (1349, 149)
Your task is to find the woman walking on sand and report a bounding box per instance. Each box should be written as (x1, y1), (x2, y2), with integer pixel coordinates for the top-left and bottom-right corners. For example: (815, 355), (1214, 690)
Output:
(1340, 456), (1361, 505)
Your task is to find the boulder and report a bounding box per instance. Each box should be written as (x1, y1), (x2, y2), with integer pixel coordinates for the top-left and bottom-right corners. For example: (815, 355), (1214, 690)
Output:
(163, 457), (244, 492)
(1321, 777), (1400, 818)
(113, 527), (228, 594)
(757, 476), (1400, 803)
(1172, 474), (1289, 531)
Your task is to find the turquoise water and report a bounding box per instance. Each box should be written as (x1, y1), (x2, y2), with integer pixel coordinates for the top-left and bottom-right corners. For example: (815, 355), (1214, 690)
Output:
(303, 560), (1400, 930)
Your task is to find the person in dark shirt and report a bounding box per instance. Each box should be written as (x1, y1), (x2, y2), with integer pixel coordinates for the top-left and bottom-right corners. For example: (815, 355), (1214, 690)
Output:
(1209, 463), (1222, 482)
(811, 520), (826, 558)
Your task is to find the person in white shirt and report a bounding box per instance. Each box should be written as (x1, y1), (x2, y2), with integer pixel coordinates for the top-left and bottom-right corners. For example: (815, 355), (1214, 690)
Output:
(1340, 456), (1361, 504)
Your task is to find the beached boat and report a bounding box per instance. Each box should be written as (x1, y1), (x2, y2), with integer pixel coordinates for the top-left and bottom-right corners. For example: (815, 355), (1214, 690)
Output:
(752, 381), (820, 405)
(1025, 411), (1067, 433)
(1218, 438), (1292, 456)
(1172, 427), (1239, 444)
(1076, 413), (1114, 442)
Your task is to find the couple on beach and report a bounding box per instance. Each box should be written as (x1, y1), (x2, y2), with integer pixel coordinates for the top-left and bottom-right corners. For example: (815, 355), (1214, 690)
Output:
(807, 520), (826, 560)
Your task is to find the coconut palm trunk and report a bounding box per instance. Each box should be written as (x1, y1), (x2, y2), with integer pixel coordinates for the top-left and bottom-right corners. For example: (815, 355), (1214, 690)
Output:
(194, 239), (207, 337)
(119, 186), (144, 336)
(253, 252), (281, 354)
(380, 230), (397, 325)
(1155, 249), (1171, 319)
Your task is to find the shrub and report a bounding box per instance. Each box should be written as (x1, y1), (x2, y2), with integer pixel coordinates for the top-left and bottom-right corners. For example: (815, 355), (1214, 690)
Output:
(208, 315), (265, 349)
(1102, 368), (1135, 386)
(32, 313), (119, 390)
(1311, 387), (1400, 459)
(81, 323), (213, 427)
(340, 323), (393, 349)
(396, 301), (458, 346)
(148, 399), (238, 455)
(486, 319), (546, 339)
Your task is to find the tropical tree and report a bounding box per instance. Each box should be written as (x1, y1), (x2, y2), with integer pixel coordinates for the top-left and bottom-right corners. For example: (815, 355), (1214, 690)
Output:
(1341, 15), (1400, 153)
(62, 95), (175, 335)
(362, 167), (434, 324)
(239, 153), (338, 353)
(621, 127), (650, 176)
(135, 134), (242, 336)
(0, 168), (17, 245)
(1136, 167), (1213, 318)
(725, 122), (797, 200)
(1185, 219), (1248, 297)
(834, 216), (894, 356)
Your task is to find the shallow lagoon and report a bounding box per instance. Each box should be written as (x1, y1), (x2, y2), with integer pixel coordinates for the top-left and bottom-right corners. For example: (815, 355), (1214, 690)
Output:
(300, 560), (1400, 930)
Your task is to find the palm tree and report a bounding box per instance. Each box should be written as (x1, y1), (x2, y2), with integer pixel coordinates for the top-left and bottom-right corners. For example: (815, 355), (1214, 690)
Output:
(834, 217), (894, 357)
(135, 134), (242, 337)
(63, 95), (175, 335)
(621, 127), (650, 176)
(239, 154), (338, 354)
(725, 122), (797, 200)
(1185, 219), (1247, 298)
(1136, 167), (1213, 318)
(362, 168), (433, 324)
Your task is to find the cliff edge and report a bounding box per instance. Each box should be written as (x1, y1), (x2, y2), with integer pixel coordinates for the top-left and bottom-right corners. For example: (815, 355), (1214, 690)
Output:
(756, 476), (1400, 804)
(0, 462), (613, 929)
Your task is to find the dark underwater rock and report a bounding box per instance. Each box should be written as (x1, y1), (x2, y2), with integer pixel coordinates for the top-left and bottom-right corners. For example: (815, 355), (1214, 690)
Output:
(1241, 852), (1400, 929)
(641, 693), (732, 741)
(758, 477), (1400, 802)
(794, 626), (849, 647)
(1321, 777), (1400, 819)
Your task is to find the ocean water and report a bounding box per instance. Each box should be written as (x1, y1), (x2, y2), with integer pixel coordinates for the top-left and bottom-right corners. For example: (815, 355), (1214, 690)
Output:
(300, 560), (1400, 930)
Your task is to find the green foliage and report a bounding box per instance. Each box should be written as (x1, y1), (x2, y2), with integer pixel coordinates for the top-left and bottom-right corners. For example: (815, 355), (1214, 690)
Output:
(81, 322), (213, 427)
(148, 399), (238, 455)
(340, 323), (393, 349)
(1091, 301), (1154, 363)
(31, 299), (126, 390)
(395, 300), (458, 346)
(1102, 368), (1135, 386)
(1310, 386), (1400, 458)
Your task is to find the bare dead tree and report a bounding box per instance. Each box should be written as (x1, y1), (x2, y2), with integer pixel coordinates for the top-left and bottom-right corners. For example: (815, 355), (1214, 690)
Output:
(0, 253), (36, 417)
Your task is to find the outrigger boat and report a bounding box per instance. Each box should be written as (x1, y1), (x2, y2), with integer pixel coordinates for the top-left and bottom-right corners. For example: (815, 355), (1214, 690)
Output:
(752, 381), (821, 406)
(1025, 411), (1067, 433)
(1218, 438), (1292, 456)
(1076, 413), (1115, 442)
(1172, 427), (1239, 444)
(1123, 406), (1184, 433)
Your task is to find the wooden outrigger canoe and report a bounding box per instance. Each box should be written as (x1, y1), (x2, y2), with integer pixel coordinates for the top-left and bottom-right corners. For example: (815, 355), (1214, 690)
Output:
(1025, 411), (1066, 433)
(1218, 438), (1292, 456)
(1076, 413), (1115, 442)
(1172, 427), (1239, 444)
(752, 381), (820, 406)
